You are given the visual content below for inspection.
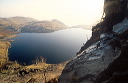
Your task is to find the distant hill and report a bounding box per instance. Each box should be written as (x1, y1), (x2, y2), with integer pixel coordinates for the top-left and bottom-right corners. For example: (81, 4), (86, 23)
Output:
(21, 19), (68, 33)
(70, 25), (92, 30)
(0, 16), (68, 33)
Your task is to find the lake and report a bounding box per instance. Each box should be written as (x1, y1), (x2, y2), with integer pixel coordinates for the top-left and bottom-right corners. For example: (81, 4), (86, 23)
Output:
(8, 28), (92, 65)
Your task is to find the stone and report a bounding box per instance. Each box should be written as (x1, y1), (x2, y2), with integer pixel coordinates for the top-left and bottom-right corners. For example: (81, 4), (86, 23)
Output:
(113, 18), (128, 35)
(58, 35), (121, 83)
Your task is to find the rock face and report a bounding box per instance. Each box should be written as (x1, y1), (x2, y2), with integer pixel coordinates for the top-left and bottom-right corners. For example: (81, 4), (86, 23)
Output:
(59, 31), (121, 83)
(94, 41), (128, 83)
(78, 0), (127, 53)
(59, 0), (128, 83)
(113, 18), (128, 36)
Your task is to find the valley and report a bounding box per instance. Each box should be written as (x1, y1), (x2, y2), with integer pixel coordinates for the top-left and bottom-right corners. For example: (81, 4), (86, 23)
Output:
(0, 19), (91, 82)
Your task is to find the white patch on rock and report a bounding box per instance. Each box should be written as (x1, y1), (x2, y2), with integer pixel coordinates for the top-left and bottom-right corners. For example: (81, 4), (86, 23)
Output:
(113, 18), (128, 34)
(87, 56), (101, 60)
(100, 33), (108, 39)
(85, 41), (100, 53)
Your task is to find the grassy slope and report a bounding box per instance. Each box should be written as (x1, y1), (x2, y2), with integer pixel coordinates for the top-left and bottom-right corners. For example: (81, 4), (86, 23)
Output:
(0, 32), (67, 83)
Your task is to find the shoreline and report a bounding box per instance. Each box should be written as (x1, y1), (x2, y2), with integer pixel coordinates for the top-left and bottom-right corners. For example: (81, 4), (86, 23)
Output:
(0, 33), (68, 83)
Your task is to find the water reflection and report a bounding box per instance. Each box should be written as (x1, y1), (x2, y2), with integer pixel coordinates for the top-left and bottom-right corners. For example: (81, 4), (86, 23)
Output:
(9, 28), (92, 65)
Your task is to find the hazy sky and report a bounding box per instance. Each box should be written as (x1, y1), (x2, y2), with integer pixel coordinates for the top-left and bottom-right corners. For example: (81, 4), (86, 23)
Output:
(0, 0), (104, 26)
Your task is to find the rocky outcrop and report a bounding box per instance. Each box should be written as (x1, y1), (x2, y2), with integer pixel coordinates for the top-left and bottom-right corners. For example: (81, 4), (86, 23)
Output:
(59, 0), (128, 83)
(113, 18), (128, 39)
(59, 31), (121, 83)
(94, 40), (128, 83)
(78, 0), (128, 53)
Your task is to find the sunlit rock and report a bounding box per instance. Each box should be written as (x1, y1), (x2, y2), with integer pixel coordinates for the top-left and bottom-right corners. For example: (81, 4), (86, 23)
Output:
(113, 18), (128, 35)
(59, 34), (121, 83)
(100, 33), (108, 39)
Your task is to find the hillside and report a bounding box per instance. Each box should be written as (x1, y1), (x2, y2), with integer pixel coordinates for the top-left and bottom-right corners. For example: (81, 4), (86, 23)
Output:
(21, 19), (68, 33)
(59, 0), (128, 83)
(0, 17), (37, 30)
(70, 25), (92, 30)
(0, 17), (68, 33)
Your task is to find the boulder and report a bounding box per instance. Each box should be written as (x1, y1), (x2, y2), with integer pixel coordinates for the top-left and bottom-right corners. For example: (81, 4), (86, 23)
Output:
(113, 18), (128, 35)
(94, 40), (128, 83)
(58, 35), (121, 83)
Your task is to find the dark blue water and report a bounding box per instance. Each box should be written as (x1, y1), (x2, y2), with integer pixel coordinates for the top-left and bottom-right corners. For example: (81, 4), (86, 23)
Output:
(8, 28), (92, 65)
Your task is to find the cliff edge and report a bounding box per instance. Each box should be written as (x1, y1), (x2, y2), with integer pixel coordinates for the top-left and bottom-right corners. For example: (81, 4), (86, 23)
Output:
(59, 0), (128, 83)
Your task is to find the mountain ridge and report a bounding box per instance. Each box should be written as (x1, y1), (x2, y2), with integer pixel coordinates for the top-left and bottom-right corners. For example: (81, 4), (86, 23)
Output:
(0, 16), (68, 33)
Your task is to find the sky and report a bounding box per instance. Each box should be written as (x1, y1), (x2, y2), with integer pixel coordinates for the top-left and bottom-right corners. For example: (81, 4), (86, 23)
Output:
(0, 0), (104, 26)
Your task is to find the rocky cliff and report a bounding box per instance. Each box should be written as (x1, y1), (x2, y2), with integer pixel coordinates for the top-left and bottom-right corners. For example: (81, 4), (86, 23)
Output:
(59, 0), (128, 83)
